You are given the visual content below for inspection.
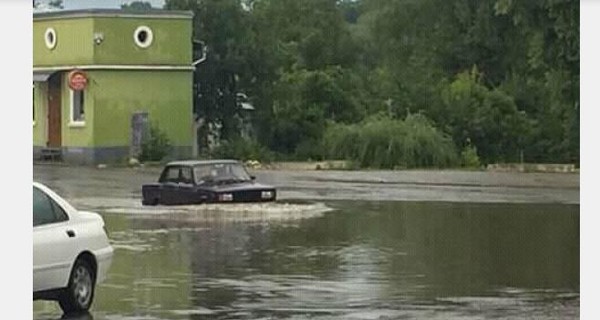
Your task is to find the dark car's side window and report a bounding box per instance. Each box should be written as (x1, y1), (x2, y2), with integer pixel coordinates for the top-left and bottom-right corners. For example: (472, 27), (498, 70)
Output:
(33, 187), (68, 227)
(194, 165), (212, 184)
(160, 167), (180, 183)
(180, 167), (193, 184)
(159, 166), (194, 184)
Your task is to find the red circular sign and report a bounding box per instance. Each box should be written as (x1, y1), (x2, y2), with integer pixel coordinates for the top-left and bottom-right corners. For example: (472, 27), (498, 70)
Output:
(68, 70), (88, 91)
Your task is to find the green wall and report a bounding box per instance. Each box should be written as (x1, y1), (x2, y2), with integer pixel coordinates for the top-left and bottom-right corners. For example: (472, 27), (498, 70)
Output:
(33, 70), (193, 149)
(33, 12), (194, 156)
(33, 18), (95, 67)
(33, 73), (97, 148)
(90, 70), (193, 147)
(93, 17), (192, 65)
(33, 82), (47, 147)
(61, 74), (95, 147)
(34, 15), (192, 67)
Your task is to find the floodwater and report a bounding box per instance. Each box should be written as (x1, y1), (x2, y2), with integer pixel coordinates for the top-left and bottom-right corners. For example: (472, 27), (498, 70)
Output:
(33, 165), (579, 319)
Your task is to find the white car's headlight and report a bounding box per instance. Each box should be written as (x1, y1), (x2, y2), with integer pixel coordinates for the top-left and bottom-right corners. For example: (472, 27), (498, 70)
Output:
(261, 191), (273, 199)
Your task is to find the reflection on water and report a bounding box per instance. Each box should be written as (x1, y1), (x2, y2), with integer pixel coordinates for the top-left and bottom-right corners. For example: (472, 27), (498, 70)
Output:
(34, 201), (579, 320)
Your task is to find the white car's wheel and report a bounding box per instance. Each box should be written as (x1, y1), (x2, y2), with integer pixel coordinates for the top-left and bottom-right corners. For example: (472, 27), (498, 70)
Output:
(59, 259), (95, 314)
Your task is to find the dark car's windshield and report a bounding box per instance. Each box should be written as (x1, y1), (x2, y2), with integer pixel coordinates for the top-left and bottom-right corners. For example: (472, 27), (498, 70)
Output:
(194, 163), (252, 184)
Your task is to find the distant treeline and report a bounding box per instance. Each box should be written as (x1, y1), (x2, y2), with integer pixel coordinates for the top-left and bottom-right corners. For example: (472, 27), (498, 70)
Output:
(164, 0), (579, 168)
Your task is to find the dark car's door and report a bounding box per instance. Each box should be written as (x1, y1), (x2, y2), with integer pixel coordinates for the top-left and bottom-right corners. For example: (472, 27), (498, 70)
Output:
(160, 166), (199, 205)
(178, 166), (198, 204)
(159, 166), (182, 205)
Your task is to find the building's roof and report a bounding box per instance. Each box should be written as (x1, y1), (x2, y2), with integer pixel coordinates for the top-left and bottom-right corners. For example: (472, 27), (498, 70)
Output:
(33, 9), (193, 21)
(167, 160), (241, 167)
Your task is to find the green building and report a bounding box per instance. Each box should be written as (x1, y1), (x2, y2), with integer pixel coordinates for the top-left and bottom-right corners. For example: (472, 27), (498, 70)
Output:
(33, 9), (194, 164)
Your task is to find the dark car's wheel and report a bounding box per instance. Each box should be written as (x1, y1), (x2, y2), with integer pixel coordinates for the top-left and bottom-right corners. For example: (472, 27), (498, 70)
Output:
(59, 259), (96, 314)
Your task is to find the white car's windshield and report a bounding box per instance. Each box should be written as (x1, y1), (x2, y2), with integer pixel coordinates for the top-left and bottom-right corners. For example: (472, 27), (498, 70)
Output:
(193, 163), (251, 184)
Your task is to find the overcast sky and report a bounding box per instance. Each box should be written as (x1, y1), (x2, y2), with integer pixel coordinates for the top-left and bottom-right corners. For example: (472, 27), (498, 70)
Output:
(38, 0), (166, 10)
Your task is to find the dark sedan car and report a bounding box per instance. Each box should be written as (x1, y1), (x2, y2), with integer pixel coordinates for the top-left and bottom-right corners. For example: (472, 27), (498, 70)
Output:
(142, 160), (276, 205)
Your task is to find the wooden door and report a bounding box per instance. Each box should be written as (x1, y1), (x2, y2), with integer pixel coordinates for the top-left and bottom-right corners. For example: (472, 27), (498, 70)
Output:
(47, 74), (61, 148)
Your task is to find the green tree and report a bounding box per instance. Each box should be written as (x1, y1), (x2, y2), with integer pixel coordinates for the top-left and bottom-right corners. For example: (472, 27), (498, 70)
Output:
(440, 68), (530, 163)
(121, 1), (153, 11)
(48, 0), (63, 9)
(162, 0), (578, 166)
(165, 0), (255, 151)
(359, 0), (578, 164)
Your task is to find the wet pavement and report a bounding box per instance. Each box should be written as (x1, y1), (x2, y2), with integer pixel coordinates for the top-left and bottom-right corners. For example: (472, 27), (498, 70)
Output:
(33, 164), (579, 204)
(33, 165), (579, 319)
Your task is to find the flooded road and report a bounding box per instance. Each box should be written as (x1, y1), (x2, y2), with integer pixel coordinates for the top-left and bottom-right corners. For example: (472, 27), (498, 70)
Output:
(33, 165), (579, 319)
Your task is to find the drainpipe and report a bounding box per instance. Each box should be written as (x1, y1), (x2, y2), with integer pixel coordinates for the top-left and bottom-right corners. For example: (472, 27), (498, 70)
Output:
(192, 41), (208, 66)
(192, 40), (208, 157)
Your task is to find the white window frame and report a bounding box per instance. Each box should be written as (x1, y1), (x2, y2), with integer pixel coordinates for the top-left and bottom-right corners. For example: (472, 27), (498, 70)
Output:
(133, 26), (154, 48)
(68, 89), (85, 127)
(44, 28), (57, 50)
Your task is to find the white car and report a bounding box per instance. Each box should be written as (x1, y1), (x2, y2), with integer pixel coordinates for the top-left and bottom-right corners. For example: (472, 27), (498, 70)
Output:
(33, 182), (113, 314)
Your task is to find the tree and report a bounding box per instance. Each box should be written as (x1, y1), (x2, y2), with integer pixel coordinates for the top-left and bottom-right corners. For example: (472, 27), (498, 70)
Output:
(162, 0), (579, 166)
(48, 0), (63, 9)
(165, 0), (262, 156)
(121, 1), (153, 11)
(440, 68), (531, 163)
(359, 0), (579, 164)
(34, 0), (63, 10)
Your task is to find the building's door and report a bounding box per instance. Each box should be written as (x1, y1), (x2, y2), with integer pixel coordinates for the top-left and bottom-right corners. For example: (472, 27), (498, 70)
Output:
(47, 74), (61, 148)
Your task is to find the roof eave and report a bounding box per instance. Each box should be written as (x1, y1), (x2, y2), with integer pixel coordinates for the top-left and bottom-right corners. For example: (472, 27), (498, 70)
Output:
(33, 9), (194, 21)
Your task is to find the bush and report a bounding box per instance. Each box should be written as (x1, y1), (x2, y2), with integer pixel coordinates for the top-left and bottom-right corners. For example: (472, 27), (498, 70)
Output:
(441, 69), (531, 163)
(139, 123), (171, 162)
(460, 144), (481, 169)
(294, 139), (324, 161)
(212, 137), (273, 162)
(324, 113), (459, 169)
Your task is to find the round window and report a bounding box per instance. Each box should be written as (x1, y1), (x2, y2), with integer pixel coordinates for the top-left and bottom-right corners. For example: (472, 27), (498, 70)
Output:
(133, 26), (153, 48)
(45, 28), (57, 50)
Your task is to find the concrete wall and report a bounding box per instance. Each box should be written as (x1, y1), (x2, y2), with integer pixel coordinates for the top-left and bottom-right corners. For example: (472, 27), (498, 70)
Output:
(486, 163), (578, 173)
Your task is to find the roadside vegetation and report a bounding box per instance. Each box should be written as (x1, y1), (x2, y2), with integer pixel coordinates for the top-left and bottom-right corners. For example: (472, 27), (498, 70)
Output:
(323, 114), (459, 169)
(161, 0), (578, 169)
(139, 123), (172, 162)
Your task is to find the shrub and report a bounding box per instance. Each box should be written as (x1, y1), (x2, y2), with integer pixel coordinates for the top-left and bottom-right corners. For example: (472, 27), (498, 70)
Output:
(212, 137), (273, 162)
(294, 139), (324, 161)
(139, 123), (171, 162)
(460, 144), (482, 169)
(324, 113), (459, 169)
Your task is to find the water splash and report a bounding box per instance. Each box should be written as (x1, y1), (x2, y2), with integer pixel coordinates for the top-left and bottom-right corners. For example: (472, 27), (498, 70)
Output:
(71, 197), (334, 223)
